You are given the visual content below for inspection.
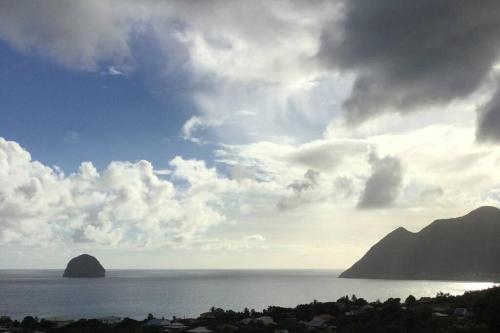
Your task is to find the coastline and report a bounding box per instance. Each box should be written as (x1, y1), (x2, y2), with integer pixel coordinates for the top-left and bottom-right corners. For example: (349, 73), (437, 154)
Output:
(1, 269), (495, 321)
(2, 286), (500, 332)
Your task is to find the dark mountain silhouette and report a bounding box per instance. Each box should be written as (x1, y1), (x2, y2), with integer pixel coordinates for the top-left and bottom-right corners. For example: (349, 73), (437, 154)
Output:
(63, 254), (105, 278)
(340, 206), (500, 281)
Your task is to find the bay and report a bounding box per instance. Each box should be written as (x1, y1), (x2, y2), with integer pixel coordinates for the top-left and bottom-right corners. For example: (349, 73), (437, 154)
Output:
(0, 269), (495, 320)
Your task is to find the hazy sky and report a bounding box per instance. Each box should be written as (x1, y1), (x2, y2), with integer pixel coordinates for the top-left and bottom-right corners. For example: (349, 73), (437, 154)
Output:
(1, 1), (500, 269)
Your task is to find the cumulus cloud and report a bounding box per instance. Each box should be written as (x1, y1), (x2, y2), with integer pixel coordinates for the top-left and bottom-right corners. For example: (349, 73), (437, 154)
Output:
(320, 0), (500, 127)
(357, 151), (403, 209)
(0, 137), (237, 247)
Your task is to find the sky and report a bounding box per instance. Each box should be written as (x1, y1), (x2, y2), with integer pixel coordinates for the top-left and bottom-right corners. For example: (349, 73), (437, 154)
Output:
(1, 0), (500, 269)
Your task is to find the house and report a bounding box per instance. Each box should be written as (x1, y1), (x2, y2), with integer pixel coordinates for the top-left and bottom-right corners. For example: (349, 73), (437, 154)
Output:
(163, 322), (189, 332)
(199, 312), (217, 319)
(453, 308), (468, 317)
(1, 328), (21, 333)
(307, 318), (326, 329)
(419, 297), (433, 304)
(314, 314), (335, 321)
(217, 324), (238, 332)
(256, 316), (276, 326)
(187, 327), (213, 333)
(240, 317), (255, 325)
(99, 316), (122, 324)
(145, 318), (171, 327)
(44, 317), (73, 328)
(361, 304), (374, 312)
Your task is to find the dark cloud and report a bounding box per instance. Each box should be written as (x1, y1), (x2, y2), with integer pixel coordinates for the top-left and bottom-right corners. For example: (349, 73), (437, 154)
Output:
(358, 152), (403, 209)
(334, 176), (354, 199)
(277, 169), (320, 210)
(419, 186), (444, 203)
(477, 88), (500, 142)
(320, 0), (500, 124)
(288, 169), (320, 193)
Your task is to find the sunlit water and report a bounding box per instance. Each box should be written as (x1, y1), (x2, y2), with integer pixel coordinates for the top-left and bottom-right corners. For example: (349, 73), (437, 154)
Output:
(0, 269), (495, 320)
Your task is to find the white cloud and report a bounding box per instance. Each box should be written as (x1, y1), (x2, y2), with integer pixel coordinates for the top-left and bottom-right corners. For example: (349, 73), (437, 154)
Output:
(189, 234), (268, 252)
(181, 116), (205, 144)
(214, 107), (500, 214)
(3, 112), (500, 266)
(105, 66), (126, 76)
(0, 138), (239, 248)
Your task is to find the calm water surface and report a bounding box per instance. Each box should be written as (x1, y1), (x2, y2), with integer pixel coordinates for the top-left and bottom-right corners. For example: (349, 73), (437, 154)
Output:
(0, 269), (495, 319)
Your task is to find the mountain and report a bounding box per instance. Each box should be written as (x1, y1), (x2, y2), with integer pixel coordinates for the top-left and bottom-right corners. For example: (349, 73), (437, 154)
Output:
(63, 254), (105, 278)
(340, 206), (500, 281)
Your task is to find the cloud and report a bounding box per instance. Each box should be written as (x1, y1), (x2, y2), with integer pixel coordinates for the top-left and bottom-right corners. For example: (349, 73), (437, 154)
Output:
(4, 1), (500, 144)
(288, 139), (368, 171)
(320, 0), (500, 124)
(288, 169), (320, 193)
(0, 1), (348, 145)
(477, 87), (500, 142)
(419, 186), (444, 203)
(243, 234), (266, 242)
(0, 0), (332, 81)
(0, 137), (237, 247)
(181, 116), (205, 144)
(0, 1), (137, 70)
(334, 176), (354, 199)
(64, 131), (80, 143)
(357, 151), (403, 209)
(105, 66), (125, 76)
(278, 169), (320, 210)
(193, 234), (268, 252)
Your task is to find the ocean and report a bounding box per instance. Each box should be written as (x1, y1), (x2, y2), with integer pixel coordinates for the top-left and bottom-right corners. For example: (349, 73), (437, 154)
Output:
(0, 269), (495, 320)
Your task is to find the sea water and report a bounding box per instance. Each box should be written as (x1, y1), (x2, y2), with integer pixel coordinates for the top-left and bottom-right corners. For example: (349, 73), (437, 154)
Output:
(0, 269), (495, 320)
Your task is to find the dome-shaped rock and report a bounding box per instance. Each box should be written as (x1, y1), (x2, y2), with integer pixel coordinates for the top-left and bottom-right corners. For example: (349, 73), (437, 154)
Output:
(63, 254), (105, 278)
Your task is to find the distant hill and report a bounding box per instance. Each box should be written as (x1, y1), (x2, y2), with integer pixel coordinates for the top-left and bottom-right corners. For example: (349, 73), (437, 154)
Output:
(340, 206), (500, 281)
(63, 254), (105, 278)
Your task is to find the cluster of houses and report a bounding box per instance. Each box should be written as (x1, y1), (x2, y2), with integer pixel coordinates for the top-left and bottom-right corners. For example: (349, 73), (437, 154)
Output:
(140, 313), (339, 333)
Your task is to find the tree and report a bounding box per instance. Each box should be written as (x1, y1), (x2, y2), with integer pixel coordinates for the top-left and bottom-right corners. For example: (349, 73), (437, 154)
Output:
(405, 295), (416, 305)
(21, 316), (38, 329)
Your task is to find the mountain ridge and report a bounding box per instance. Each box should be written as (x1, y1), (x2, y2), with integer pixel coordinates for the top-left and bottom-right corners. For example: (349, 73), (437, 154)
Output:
(340, 206), (500, 281)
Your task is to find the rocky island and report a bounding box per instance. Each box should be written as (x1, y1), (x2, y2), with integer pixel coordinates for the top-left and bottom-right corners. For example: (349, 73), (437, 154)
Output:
(341, 206), (500, 281)
(63, 254), (105, 278)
